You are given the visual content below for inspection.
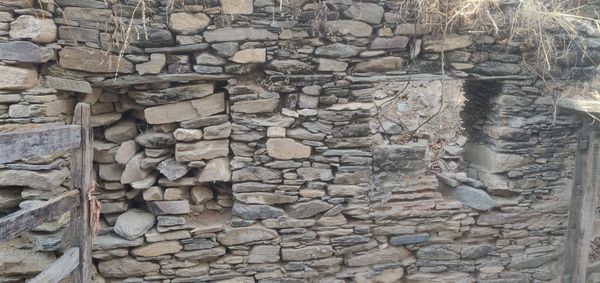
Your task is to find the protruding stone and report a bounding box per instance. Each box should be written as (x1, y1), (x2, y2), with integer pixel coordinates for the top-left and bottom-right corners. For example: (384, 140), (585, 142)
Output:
(135, 130), (175, 148)
(315, 43), (362, 58)
(0, 41), (54, 63)
(345, 247), (411, 267)
(59, 46), (134, 73)
(217, 226), (278, 245)
(175, 139), (229, 162)
(324, 20), (372, 37)
(0, 65), (37, 90)
(203, 27), (278, 42)
(9, 15), (57, 43)
(136, 53), (166, 75)
(342, 3), (384, 24)
(282, 246), (333, 261)
(144, 93), (225, 124)
(249, 245), (280, 263)
(355, 57), (404, 72)
(115, 140), (139, 165)
(157, 158), (189, 181)
(121, 153), (152, 184)
(131, 241), (182, 257)
(114, 209), (155, 240)
(424, 36), (473, 52)
(98, 257), (160, 278)
(231, 98), (278, 113)
(449, 185), (496, 210)
(173, 128), (203, 141)
(235, 192), (298, 205)
(169, 13), (211, 35)
(105, 119), (137, 143)
(266, 138), (311, 160)
(197, 157), (231, 182)
(231, 48), (266, 64)
(287, 200), (334, 219)
(191, 186), (213, 204)
(463, 144), (529, 173)
(143, 187), (164, 201)
(93, 233), (144, 250)
(147, 200), (191, 215)
(0, 168), (68, 190)
(232, 202), (284, 220)
(40, 76), (92, 94)
(318, 58), (348, 72)
(220, 0), (253, 14)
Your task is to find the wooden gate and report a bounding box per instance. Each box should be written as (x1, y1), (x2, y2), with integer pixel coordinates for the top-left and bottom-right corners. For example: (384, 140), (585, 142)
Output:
(0, 103), (93, 283)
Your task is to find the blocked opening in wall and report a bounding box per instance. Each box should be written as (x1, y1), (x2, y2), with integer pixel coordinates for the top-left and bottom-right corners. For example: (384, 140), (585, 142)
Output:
(90, 80), (233, 246)
(371, 79), (466, 175)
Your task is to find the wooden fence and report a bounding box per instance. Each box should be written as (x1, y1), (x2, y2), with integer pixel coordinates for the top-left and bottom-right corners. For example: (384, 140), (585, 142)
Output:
(0, 103), (93, 282)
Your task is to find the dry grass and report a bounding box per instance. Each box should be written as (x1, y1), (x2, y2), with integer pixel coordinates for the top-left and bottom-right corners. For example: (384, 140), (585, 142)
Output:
(395, 0), (600, 76)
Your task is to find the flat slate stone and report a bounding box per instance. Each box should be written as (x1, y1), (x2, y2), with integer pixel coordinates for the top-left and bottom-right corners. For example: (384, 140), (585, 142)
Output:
(450, 185), (496, 211)
(114, 209), (155, 240)
(94, 73), (231, 87)
(217, 226), (278, 245)
(59, 46), (134, 73)
(147, 200), (191, 215)
(0, 41), (54, 63)
(0, 65), (38, 90)
(204, 27), (278, 42)
(389, 233), (430, 245)
(93, 233), (144, 250)
(232, 202), (284, 220)
(41, 76), (92, 94)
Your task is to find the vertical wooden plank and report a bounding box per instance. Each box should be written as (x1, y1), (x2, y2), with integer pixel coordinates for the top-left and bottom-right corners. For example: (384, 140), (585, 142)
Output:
(562, 118), (600, 283)
(66, 103), (93, 283)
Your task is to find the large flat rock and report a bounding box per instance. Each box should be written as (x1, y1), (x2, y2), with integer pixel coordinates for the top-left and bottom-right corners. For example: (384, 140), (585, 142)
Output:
(144, 93), (225, 124)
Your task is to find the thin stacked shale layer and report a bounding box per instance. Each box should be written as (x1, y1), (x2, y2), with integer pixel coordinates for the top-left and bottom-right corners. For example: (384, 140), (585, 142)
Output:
(0, 0), (593, 282)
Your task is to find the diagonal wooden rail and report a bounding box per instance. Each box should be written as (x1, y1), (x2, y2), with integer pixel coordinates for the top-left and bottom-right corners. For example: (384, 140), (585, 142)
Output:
(0, 103), (93, 283)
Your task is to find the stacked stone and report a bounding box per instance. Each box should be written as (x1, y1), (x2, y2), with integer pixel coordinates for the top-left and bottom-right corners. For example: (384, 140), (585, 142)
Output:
(0, 0), (596, 281)
(0, 0), (102, 279)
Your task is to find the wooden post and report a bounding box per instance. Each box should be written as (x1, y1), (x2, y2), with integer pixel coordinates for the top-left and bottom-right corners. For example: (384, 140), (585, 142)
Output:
(562, 117), (600, 283)
(66, 103), (93, 283)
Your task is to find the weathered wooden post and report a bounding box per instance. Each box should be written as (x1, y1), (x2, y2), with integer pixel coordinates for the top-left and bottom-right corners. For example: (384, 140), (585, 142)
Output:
(67, 103), (94, 282)
(560, 100), (600, 283)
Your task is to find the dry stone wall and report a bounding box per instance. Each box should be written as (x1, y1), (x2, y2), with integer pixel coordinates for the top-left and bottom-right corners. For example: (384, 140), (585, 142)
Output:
(0, 0), (596, 282)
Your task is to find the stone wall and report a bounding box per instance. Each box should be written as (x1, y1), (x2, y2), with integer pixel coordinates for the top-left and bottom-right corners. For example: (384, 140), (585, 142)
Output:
(0, 0), (594, 282)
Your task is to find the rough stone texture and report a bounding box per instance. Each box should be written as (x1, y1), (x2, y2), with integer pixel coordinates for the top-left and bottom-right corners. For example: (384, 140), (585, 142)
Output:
(0, 41), (54, 63)
(113, 209), (155, 240)
(175, 139), (229, 162)
(217, 226), (278, 246)
(342, 3), (384, 24)
(59, 46), (133, 73)
(9, 15), (57, 43)
(0, 1), (585, 282)
(144, 93), (225, 124)
(98, 257), (160, 278)
(169, 13), (211, 35)
(220, 0), (253, 14)
(449, 185), (496, 210)
(0, 65), (37, 90)
(197, 157), (231, 182)
(231, 48), (266, 64)
(282, 246), (333, 261)
(266, 138), (311, 160)
(0, 168), (68, 190)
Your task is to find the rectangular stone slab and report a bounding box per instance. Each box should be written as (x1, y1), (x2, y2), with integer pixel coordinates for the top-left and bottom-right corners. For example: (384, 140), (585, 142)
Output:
(147, 201), (191, 215)
(144, 93), (225, 124)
